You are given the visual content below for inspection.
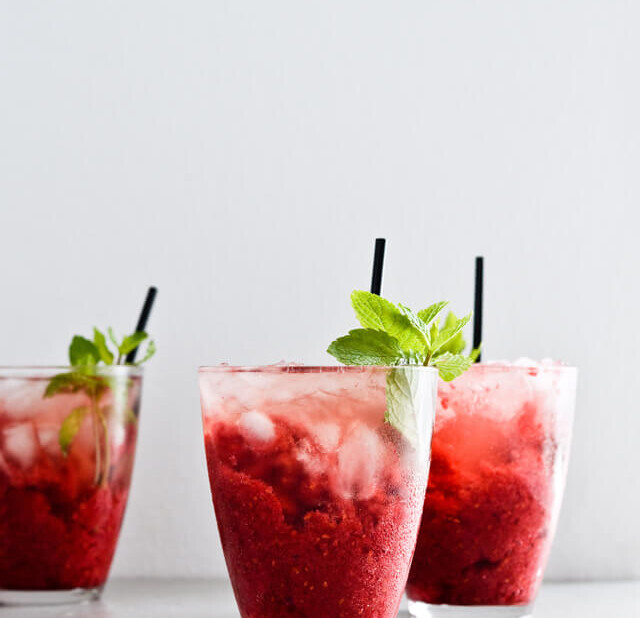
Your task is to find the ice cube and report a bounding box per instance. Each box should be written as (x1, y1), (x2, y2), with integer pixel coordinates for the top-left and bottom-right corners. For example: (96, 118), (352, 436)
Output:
(295, 438), (324, 476)
(36, 424), (64, 460)
(336, 424), (381, 500)
(199, 371), (269, 416)
(513, 357), (539, 367)
(198, 375), (226, 413)
(238, 410), (275, 444)
(0, 379), (47, 419)
(309, 423), (340, 452)
(2, 422), (39, 469)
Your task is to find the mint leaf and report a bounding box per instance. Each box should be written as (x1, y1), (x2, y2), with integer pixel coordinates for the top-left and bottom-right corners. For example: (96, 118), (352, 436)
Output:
(431, 313), (472, 356)
(469, 345), (482, 362)
(429, 320), (439, 344)
(93, 328), (115, 365)
(432, 352), (473, 381)
(398, 304), (431, 340)
(59, 406), (89, 455)
(351, 290), (404, 331)
(108, 327), (120, 349)
(69, 336), (100, 367)
(45, 372), (82, 398)
(385, 368), (419, 446)
(350, 291), (427, 354)
(438, 311), (467, 355)
(327, 329), (408, 366)
(44, 371), (103, 398)
(119, 331), (148, 356)
(417, 301), (449, 328)
(135, 340), (156, 365)
(397, 304), (430, 361)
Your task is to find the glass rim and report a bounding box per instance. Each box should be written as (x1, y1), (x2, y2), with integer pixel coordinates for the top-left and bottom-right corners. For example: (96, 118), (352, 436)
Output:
(198, 363), (576, 375)
(467, 362), (577, 374)
(0, 365), (144, 378)
(198, 364), (439, 374)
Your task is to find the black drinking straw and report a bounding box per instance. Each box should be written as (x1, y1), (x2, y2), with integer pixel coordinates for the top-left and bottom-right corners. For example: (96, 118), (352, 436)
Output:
(370, 238), (386, 295)
(472, 257), (484, 362)
(125, 286), (158, 363)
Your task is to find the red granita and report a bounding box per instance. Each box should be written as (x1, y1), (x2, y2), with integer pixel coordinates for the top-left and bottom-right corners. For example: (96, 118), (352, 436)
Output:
(200, 365), (436, 618)
(0, 482), (129, 590)
(406, 363), (576, 614)
(0, 368), (141, 603)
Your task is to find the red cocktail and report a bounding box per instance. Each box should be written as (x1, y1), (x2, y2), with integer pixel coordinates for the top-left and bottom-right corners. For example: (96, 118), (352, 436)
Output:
(200, 365), (436, 618)
(0, 367), (142, 605)
(406, 362), (576, 618)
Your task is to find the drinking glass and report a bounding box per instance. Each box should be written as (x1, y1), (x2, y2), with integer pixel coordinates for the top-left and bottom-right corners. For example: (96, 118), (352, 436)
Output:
(406, 363), (577, 618)
(0, 366), (143, 605)
(199, 365), (437, 618)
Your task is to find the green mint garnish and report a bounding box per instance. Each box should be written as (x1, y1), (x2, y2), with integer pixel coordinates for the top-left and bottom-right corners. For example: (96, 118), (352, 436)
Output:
(117, 332), (149, 361)
(328, 291), (476, 379)
(350, 292), (428, 354)
(58, 406), (90, 456)
(431, 351), (473, 382)
(385, 367), (420, 447)
(327, 291), (479, 442)
(46, 327), (155, 486)
(327, 329), (408, 366)
(94, 328), (115, 365)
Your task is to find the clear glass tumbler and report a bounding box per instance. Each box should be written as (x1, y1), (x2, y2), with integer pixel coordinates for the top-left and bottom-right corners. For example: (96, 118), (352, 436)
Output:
(199, 365), (437, 618)
(406, 363), (577, 618)
(0, 366), (143, 605)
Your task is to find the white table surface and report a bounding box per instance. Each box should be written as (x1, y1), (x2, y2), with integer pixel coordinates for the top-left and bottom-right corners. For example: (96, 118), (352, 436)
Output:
(2, 579), (639, 618)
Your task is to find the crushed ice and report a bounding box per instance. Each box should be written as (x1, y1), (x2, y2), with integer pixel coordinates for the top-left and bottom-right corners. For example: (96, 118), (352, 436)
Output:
(2, 423), (39, 469)
(238, 410), (275, 444)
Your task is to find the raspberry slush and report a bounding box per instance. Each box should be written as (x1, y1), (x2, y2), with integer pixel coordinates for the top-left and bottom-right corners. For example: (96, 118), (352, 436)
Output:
(0, 367), (142, 605)
(200, 365), (436, 618)
(406, 363), (576, 618)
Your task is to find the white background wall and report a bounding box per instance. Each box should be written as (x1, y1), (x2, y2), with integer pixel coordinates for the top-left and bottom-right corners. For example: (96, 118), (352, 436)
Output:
(1, 1), (639, 582)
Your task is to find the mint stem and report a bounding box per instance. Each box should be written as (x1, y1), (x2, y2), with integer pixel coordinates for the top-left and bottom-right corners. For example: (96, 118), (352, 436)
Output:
(98, 410), (110, 488)
(90, 395), (102, 485)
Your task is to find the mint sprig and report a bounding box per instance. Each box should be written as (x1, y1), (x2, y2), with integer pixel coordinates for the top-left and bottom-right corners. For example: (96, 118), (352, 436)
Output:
(431, 351), (473, 382)
(46, 327), (155, 486)
(327, 329), (409, 366)
(327, 291), (479, 443)
(328, 290), (476, 380)
(385, 367), (420, 448)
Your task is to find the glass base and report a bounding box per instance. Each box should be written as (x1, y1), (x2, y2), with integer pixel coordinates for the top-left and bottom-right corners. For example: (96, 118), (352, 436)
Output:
(407, 600), (533, 618)
(0, 587), (102, 606)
